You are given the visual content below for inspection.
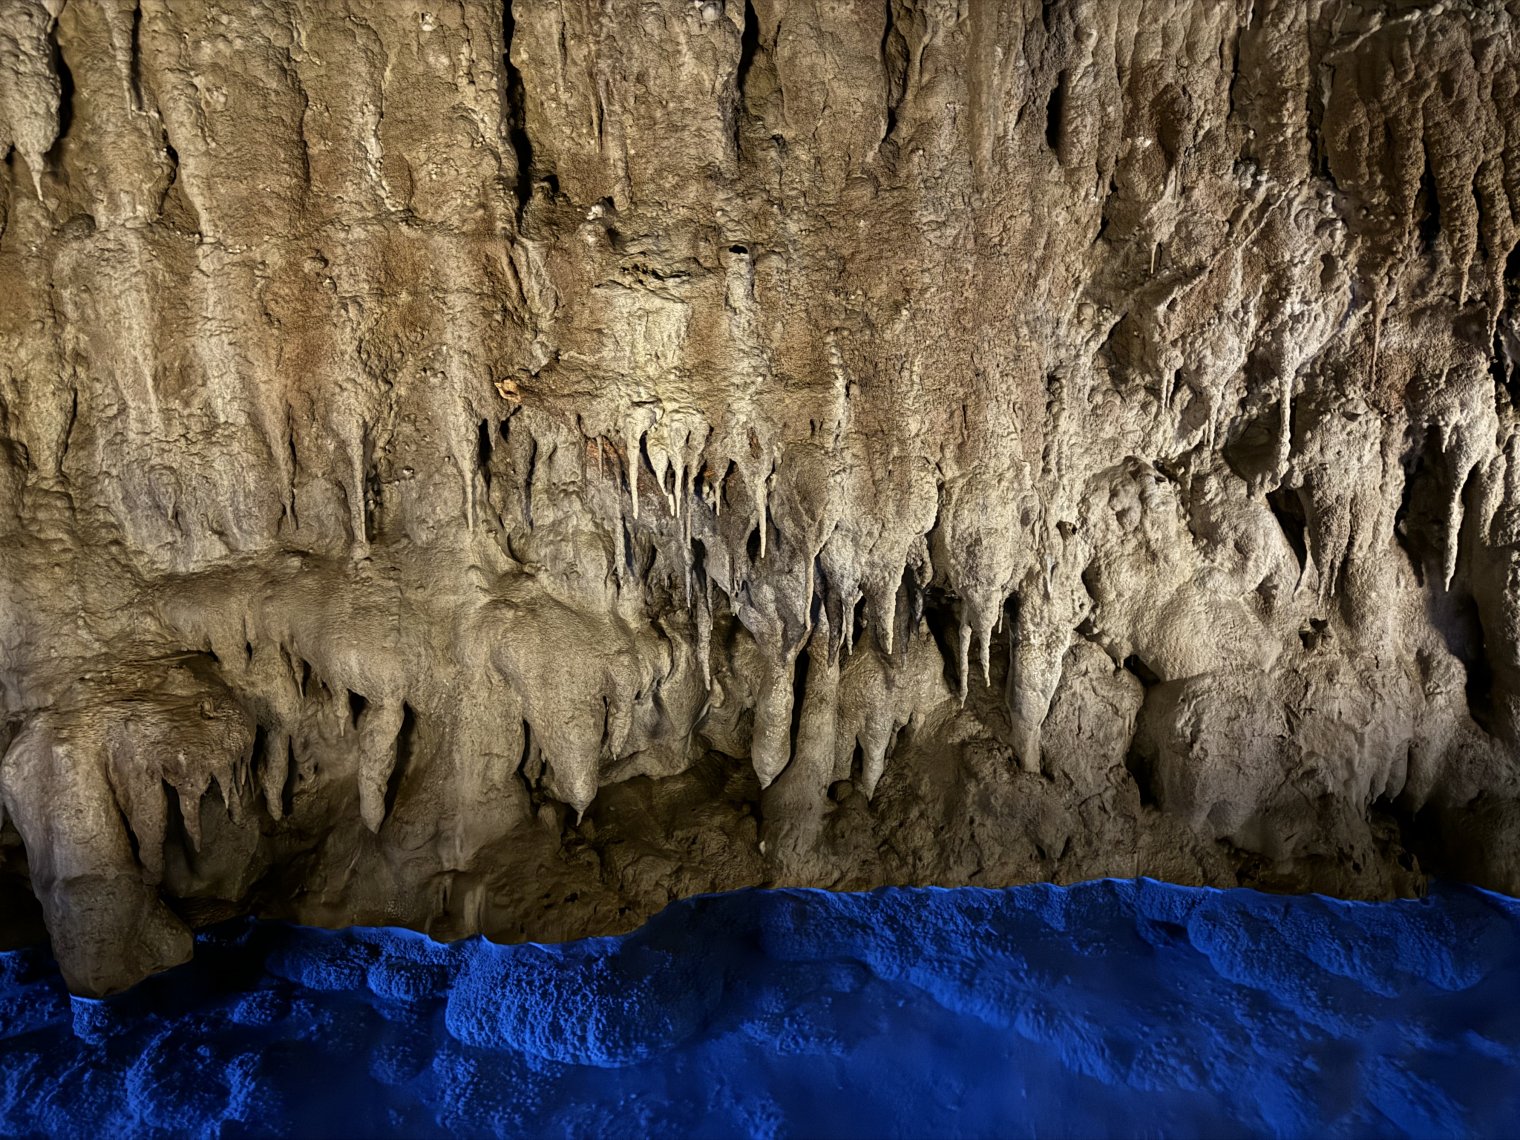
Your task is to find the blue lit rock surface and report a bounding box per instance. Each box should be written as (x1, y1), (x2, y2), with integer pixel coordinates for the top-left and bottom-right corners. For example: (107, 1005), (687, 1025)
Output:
(2, 880), (1518, 1138)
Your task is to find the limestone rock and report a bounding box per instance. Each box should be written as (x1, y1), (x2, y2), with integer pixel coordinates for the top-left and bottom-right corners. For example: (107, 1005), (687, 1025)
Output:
(2, 0), (1520, 992)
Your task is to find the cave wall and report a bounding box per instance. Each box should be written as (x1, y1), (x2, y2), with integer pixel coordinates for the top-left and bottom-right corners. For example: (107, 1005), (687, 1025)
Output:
(3, 0), (1520, 993)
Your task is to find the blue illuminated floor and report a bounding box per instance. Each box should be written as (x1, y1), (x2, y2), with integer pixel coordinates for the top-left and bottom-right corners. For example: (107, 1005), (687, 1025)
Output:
(2, 879), (1518, 1138)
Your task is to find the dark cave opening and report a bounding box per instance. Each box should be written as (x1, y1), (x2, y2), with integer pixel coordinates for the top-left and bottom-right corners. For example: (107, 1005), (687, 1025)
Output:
(1416, 150), (1441, 253)
(737, 0), (761, 102)
(46, 32), (74, 159)
(917, 586), (965, 694)
(1266, 486), (1309, 575)
(501, 0), (535, 213)
(789, 641), (812, 751)
(476, 418), (493, 488)
(386, 703), (418, 821)
(1046, 70), (1067, 153)
(1122, 653), (1161, 688)
(1121, 654), (1161, 807)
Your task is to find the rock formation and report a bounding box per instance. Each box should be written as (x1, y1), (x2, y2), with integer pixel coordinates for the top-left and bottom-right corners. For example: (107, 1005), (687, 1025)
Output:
(3, 0), (1520, 994)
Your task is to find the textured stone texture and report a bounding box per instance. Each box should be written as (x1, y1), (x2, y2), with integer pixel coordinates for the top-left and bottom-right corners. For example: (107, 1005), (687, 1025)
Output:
(2, 0), (1520, 993)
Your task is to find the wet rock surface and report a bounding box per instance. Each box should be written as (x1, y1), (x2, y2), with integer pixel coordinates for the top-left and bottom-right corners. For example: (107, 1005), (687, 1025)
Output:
(2, 0), (1520, 992)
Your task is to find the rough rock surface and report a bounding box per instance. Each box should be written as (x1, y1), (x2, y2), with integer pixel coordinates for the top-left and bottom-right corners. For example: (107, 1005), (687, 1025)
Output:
(5, 882), (1519, 1136)
(2, 0), (1520, 993)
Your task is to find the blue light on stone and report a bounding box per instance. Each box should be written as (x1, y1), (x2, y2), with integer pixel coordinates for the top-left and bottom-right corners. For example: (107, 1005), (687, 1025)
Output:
(1, 879), (1517, 1138)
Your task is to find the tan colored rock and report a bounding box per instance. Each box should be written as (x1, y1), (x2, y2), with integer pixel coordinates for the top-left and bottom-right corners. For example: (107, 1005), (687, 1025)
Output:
(2, 0), (1519, 992)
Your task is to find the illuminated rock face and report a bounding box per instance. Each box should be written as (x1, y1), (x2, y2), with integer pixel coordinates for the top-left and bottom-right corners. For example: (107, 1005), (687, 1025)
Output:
(1, 0), (1519, 993)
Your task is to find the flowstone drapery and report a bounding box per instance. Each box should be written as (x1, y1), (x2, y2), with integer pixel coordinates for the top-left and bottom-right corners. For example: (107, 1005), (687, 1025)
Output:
(3, 0), (1520, 993)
